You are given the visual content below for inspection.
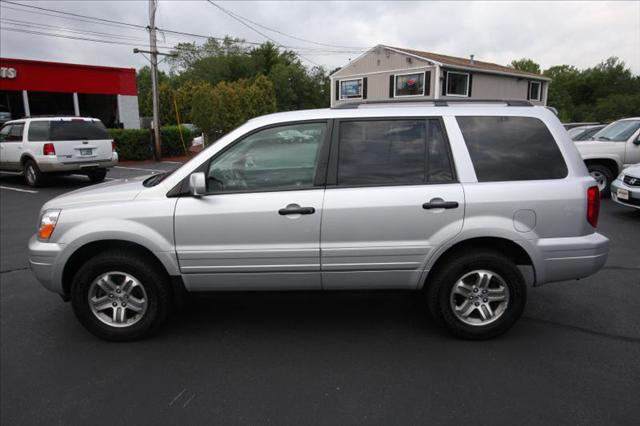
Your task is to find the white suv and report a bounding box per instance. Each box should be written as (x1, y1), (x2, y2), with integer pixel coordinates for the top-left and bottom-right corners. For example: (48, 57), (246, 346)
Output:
(0, 117), (118, 186)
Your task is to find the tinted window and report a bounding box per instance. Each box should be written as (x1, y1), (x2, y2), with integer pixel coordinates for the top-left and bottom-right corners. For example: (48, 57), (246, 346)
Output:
(49, 120), (109, 141)
(447, 72), (469, 96)
(427, 120), (454, 182)
(338, 120), (426, 185)
(457, 116), (567, 182)
(207, 122), (325, 193)
(7, 123), (24, 141)
(28, 121), (50, 141)
(0, 125), (11, 142)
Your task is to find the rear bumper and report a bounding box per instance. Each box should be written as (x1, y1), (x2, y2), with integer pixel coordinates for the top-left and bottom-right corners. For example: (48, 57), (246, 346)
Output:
(28, 234), (65, 295)
(535, 233), (609, 285)
(37, 154), (118, 173)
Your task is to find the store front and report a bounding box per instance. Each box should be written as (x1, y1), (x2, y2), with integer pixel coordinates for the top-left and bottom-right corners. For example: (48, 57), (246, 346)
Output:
(0, 58), (140, 128)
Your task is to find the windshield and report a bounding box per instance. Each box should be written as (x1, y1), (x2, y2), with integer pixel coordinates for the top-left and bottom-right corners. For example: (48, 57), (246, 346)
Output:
(592, 120), (640, 141)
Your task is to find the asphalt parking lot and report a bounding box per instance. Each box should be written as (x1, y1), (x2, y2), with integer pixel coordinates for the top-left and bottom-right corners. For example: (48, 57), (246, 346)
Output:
(1, 164), (639, 425)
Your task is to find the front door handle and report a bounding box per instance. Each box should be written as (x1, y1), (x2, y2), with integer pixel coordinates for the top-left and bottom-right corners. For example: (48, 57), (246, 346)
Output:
(422, 200), (459, 210)
(278, 206), (315, 215)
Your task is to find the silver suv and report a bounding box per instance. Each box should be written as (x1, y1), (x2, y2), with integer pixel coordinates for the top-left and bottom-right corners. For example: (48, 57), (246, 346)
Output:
(0, 117), (117, 186)
(28, 101), (609, 341)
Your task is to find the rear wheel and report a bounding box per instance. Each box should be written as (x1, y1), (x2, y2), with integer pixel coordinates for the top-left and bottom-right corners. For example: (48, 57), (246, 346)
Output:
(70, 251), (171, 341)
(426, 250), (526, 339)
(87, 169), (107, 183)
(587, 164), (613, 198)
(23, 159), (46, 187)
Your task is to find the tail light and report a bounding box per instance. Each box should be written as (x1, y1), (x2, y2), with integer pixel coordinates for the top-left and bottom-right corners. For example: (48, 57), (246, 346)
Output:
(43, 143), (56, 156)
(586, 185), (600, 228)
(111, 141), (117, 152)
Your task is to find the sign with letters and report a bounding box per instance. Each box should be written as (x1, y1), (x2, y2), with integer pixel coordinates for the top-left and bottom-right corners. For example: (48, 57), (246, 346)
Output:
(0, 67), (17, 79)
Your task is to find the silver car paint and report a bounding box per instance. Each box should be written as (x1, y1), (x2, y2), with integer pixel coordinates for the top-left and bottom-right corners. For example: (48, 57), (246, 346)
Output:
(29, 105), (609, 295)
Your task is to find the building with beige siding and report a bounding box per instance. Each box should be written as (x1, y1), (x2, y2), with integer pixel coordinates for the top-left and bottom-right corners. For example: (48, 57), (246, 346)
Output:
(330, 45), (550, 107)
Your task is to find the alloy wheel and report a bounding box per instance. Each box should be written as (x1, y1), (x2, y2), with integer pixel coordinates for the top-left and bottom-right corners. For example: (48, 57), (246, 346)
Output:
(449, 269), (510, 326)
(88, 271), (148, 328)
(589, 170), (607, 192)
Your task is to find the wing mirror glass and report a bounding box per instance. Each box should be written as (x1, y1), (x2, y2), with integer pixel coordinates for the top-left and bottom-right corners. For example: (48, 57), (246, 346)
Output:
(634, 135), (640, 145)
(189, 172), (206, 197)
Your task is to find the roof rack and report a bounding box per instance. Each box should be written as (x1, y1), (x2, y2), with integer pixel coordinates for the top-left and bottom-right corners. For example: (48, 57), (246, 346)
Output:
(332, 99), (534, 109)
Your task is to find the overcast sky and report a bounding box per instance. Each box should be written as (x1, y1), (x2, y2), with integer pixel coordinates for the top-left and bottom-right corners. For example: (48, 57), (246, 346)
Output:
(1, 0), (639, 74)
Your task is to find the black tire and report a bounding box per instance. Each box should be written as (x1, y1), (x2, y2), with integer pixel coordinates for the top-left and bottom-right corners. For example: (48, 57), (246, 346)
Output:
(70, 250), (171, 341)
(426, 250), (526, 339)
(23, 159), (46, 187)
(587, 164), (614, 198)
(87, 169), (107, 183)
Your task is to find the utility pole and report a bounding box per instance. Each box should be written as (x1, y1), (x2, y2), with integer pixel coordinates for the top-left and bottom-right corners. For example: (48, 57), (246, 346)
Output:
(148, 0), (161, 160)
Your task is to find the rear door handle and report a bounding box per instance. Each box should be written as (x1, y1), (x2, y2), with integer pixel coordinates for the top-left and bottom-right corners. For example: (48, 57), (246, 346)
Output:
(422, 201), (459, 210)
(278, 206), (315, 215)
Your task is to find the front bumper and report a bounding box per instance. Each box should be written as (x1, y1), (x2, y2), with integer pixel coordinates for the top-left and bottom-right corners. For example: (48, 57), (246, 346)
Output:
(535, 232), (609, 285)
(611, 179), (640, 209)
(28, 234), (66, 295)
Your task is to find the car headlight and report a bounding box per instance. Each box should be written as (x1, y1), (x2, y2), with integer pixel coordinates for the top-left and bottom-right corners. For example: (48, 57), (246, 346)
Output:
(617, 172), (625, 181)
(38, 209), (61, 241)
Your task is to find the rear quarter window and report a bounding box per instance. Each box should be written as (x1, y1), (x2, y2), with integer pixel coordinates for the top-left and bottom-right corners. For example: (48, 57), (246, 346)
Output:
(49, 120), (110, 141)
(28, 121), (50, 141)
(457, 116), (567, 182)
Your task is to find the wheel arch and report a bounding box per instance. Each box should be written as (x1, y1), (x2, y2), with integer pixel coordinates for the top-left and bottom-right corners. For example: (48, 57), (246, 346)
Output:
(422, 236), (536, 289)
(61, 239), (182, 300)
(20, 153), (36, 166)
(583, 157), (620, 176)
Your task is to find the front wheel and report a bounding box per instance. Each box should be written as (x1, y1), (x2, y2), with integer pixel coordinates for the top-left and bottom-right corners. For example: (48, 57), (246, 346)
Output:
(70, 251), (171, 341)
(426, 251), (526, 339)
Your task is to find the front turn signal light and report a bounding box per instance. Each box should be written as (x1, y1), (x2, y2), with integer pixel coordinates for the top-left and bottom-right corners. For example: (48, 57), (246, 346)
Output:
(38, 209), (61, 241)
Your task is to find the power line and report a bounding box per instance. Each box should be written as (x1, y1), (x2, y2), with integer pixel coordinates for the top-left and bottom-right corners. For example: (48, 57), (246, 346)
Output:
(0, 0), (146, 29)
(205, 0), (321, 67)
(207, 2), (366, 50)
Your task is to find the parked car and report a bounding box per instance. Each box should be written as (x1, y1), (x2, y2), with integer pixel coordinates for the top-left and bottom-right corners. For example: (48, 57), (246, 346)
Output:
(0, 117), (117, 187)
(611, 164), (640, 209)
(181, 123), (204, 147)
(568, 124), (606, 141)
(563, 122), (602, 130)
(28, 102), (609, 341)
(574, 117), (640, 197)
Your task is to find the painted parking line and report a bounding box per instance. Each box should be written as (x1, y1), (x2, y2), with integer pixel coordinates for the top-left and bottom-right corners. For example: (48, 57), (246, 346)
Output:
(0, 185), (38, 194)
(113, 166), (167, 173)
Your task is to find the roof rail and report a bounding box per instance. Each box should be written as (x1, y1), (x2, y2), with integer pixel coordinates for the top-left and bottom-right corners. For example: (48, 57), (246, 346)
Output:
(332, 99), (534, 109)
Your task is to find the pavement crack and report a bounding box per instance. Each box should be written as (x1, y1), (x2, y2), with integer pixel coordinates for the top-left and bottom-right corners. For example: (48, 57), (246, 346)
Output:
(0, 267), (30, 274)
(523, 316), (640, 344)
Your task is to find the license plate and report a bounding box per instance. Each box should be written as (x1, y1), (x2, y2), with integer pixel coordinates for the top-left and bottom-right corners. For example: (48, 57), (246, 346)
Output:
(80, 148), (92, 156)
(617, 188), (629, 200)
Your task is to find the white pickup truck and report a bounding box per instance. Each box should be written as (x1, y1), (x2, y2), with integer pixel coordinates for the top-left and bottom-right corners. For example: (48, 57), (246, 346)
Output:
(575, 117), (640, 197)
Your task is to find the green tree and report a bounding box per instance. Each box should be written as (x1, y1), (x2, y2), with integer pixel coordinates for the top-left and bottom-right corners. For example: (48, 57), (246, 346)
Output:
(510, 58), (541, 74)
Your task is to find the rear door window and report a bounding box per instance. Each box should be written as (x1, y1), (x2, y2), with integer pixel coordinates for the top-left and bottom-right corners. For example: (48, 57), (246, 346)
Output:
(49, 120), (110, 141)
(456, 116), (567, 182)
(28, 121), (50, 141)
(336, 119), (455, 186)
(338, 120), (426, 185)
(7, 123), (24, 142)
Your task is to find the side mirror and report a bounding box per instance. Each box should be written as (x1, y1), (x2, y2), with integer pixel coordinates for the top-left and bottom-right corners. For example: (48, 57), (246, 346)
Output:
(634, 136), (640, 146)
(189, 172), (206, 197)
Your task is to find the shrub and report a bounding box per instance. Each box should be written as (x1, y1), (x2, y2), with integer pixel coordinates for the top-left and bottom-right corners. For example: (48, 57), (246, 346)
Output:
(108, 125), (194, 160)
(108, 128), (152, 161)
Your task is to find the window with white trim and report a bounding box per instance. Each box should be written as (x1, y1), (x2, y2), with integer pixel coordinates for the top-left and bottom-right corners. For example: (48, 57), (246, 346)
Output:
(394, 72), (425, 97)
(529, 81), (541, 101)
(446, 71), (470, 97)
(339, 79), (363, 100)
